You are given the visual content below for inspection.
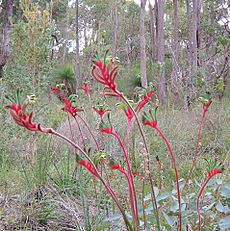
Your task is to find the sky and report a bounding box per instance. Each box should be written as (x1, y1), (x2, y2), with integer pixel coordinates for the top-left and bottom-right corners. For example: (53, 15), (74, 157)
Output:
(134, 0), (155, 5)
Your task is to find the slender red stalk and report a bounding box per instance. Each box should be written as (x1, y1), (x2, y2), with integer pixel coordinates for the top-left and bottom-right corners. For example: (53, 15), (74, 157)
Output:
(154, 125), (182, 231)
(156, 156), (163, 190)
(121, 96), (161, 231)
(110, 131), (139, 230)
(51, 130), (133, 231)
(73, 117), (85, 147)
(196, 169), (222, 231)
(184, 110), (207, 189)
(110, 164), (136, 226)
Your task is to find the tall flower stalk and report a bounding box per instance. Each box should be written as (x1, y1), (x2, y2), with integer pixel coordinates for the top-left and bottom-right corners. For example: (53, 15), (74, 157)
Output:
(143, 109), (182, 231)
(184, 95), (212, 189)
(92, 52), (161, 231)
(100, 114), (139, 230)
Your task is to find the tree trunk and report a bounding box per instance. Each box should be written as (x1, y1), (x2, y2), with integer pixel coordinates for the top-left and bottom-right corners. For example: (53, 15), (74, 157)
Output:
(149, 2), (157, 63)
(0, 0), (13, 80)
(140, 0), (148, 88)
(112, 0), (118, 57)
(171, 0), (180, 101)
(156, 0), (167, 103)
(75, 0), (81, 92)
(191, 0), (200, 77)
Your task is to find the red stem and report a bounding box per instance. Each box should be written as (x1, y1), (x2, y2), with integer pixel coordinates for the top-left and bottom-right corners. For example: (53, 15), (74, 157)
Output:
(121, 95), (161, 230)
(154, 126), (182, 231)
(196, 174), (216, 231)
(73, 117), (85, 146)
(51, 130), (132, 231)
(125, 120), (137, 224)
(184, 110), (207, 189)
(112, 131), (139, 230)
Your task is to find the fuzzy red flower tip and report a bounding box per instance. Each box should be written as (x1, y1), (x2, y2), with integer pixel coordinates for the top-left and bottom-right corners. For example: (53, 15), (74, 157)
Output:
(93, 104), (110, 119)
(143, 120), (157, 128)
(63, 99), (83, 118)
(208, 169), (222, 178)
(93, 107), (106, 118)
(51, 87), (66, 99)
(82, 82), (91, 95)
(51, 87), (61, 94)
(133, 172), (141, 177)
(78, 160), (98, 177)
(137, 90), (155, 112)
(110, 164), (126, 174)
(125, 108), (133, 121)
(7, 103), (53, 133)
(100, 127), (113, 134)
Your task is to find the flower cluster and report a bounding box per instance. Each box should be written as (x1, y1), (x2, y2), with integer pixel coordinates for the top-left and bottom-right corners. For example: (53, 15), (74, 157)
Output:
(5, 90), (53, 134)
(92, 51), (122, 97)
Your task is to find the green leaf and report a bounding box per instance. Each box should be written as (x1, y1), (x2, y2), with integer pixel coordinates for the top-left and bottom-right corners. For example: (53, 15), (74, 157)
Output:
(219, 216), (230, 230)
(216, 201), (230, 214)
(221, 184), (230, 199)
(157, 192), (171, 202)
(162, 211), (177, 226)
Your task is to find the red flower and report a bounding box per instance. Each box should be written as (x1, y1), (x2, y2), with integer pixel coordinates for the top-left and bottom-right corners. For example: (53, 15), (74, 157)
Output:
(142, 110), (158, 128)
(208, 169), (222, 178)
(99, 114), (113, 134)
(6, 103), (53, 133)
(82, 82), (91, 95)
(116, 101), (134, 122)
(137, 90), (154, 112)
(92, 60), (122, 98)
(110, 164), (126, 174)
(100, 127), (113, 134)
(63, 99), (83, 118)
(51, 87), (66, 99)
(78, 160), (98, 177)
(51, 87), (61, 94)
(93, 104), (110, 119)
(125, 108), (133, 121)
(143, 120), (157, 128)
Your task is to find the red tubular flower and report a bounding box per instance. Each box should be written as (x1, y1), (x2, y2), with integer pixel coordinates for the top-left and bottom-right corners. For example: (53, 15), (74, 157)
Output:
(136, 90), (155, 112)
(6, 103), (53, 133)
(93, 103), (110, 120)
(208, 169), (222, 178)
(63, 99), (83, 118)
(99, 114), (114, 134)
(142, 109), (158, 128)
(82, 82), (91, 95)
(110, 163), (126, 174)
(92, 53), (122, 98)
(51, 87), (61, 94)
(143, 120), (157, 128)
(51, 87), (67, 99)
(78, 159), (98, 177)
(100, 127), (113, 134)
(116, 101), (134, 122)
